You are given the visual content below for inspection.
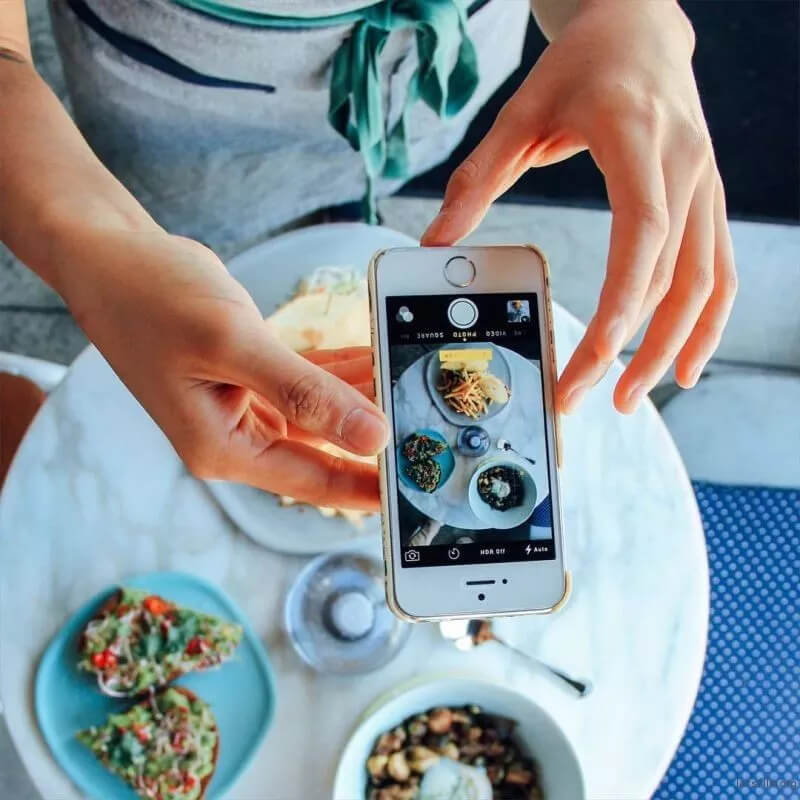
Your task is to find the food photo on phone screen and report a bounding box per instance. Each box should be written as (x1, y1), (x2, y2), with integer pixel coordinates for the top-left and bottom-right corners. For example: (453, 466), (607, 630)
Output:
(387, 292), (557, 568)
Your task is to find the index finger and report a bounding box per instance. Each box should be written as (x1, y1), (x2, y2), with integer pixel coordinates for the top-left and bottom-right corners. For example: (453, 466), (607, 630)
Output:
(420, 101), (531, 246)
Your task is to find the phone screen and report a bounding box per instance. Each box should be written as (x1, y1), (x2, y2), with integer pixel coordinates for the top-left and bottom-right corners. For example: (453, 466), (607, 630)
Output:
(386, 292), (556, 568)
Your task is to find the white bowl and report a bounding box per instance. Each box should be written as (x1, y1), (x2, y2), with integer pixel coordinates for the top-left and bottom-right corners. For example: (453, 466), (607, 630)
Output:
(468, 457), (537, 530)
(333, 677), (585, 800)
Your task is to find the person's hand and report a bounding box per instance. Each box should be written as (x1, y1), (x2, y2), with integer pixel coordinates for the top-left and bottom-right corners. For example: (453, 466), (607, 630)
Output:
(0, 30), (386, 508)
(421, 0), (736, 413)
(63, 230), (387, 510)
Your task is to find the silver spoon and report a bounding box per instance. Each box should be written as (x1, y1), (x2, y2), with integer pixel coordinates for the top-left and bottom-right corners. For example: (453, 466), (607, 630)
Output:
(440, 619), (592, 698)
(497, 439), (536, 465)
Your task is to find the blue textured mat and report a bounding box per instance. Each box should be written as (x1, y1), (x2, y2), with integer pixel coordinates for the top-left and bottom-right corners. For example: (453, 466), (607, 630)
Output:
(654, 481), (799, 799)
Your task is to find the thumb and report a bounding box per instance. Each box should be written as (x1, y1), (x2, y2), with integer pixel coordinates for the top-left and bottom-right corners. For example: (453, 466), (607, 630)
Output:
(231, 336), (388, 456)
(421, 101), (532, 246)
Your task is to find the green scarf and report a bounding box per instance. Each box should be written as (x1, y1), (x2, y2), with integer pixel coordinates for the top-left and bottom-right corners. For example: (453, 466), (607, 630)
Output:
(172, 0), (480, 221)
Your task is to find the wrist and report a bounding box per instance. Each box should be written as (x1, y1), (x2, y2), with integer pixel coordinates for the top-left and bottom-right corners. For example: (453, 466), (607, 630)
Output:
(0, 62), (161, 306)
(573, 0), (695, 52)
(46, 212), (162, 319)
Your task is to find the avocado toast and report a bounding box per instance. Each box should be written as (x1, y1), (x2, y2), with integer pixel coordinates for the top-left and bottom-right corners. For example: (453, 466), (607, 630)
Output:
(403, 432), (446, 462)
(402, 432), (447, 492)
(77, 686), (218, 800)
(78, 588), (242, 697)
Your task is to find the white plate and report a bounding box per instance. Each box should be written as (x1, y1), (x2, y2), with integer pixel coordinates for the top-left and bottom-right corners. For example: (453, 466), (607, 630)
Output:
(206, 223), (417, 555)
(333, 676), (585, 800)
(424, 342), (512, 427)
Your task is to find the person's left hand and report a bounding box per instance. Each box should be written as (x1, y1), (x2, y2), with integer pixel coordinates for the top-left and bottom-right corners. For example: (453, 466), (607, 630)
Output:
(421, 0), (737, 414)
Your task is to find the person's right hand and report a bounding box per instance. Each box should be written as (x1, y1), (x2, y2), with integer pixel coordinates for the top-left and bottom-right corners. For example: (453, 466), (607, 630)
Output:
(63, 229), (387, 511)
(0, 33), (386, 509)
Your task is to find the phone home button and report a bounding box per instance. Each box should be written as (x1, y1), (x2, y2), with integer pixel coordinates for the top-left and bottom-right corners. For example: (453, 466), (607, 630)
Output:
(444, 256), (476, 288)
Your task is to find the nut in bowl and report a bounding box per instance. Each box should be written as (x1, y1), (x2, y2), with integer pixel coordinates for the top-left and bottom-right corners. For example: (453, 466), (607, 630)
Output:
(468, 458), (537, 530)
(333, 677), (584, 800)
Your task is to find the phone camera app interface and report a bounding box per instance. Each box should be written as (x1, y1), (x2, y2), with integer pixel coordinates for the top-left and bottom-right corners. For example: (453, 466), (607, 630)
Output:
(386, 293), (556, 568)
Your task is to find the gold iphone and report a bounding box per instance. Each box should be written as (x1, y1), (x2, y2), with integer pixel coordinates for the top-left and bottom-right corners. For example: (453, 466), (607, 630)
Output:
(369, 246), (568, 622)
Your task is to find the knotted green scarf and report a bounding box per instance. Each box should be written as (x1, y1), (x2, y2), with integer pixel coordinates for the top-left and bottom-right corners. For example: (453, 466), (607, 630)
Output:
(173, 0), (480, 221)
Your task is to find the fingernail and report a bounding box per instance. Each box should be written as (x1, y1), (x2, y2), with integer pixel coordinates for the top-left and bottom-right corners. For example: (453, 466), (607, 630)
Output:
(561, 384), (588, 414)
(626, 383), (648, 410)
(606, 318), (627, 356)
(421, 214), (444, 245)
(342, 408), (387, 453)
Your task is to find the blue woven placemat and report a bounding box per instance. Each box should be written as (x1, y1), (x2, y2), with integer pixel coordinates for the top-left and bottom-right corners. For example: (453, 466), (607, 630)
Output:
(654, 481), (799, 799)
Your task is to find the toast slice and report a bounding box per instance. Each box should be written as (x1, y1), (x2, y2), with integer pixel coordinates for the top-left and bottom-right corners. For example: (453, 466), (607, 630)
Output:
(77, 686), (218, 800)
(78, 587), (242, 697)
(266, 267), (375, 527)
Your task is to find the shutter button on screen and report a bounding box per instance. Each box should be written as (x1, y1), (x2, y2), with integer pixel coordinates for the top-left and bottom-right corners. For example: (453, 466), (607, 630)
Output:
(444, 256), (476, 287)
(448, 298), (479, 329)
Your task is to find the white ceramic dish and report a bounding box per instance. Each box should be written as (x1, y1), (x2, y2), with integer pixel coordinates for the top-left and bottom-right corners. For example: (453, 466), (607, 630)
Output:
(333, 676), (585, 800)
(206, 223), (416, 555)
(468, 456), (538, 530)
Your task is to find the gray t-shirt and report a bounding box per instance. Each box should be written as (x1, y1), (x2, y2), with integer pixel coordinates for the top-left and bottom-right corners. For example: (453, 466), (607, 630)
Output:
(49, 0), (531, 253)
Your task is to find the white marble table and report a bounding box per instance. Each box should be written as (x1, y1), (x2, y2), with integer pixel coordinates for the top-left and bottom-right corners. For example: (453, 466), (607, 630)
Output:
(395, 349), (548, 530)
(0, 285), (708, 800)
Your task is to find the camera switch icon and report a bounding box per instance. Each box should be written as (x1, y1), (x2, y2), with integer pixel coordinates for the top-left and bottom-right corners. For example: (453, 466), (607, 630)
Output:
(396, 306), (414, 323)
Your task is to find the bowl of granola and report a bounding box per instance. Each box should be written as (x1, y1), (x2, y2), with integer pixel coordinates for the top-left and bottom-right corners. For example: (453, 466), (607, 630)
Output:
(333, 677), (584, 800)
(468, 458), (538, 530)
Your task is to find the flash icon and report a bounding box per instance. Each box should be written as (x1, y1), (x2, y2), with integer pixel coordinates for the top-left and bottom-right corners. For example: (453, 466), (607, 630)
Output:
(525, 544), (532, 555)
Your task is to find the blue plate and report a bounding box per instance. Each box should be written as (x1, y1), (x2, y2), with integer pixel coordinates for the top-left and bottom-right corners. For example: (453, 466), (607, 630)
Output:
(397, 429), (455, 493)
(35, 572), (276, 800)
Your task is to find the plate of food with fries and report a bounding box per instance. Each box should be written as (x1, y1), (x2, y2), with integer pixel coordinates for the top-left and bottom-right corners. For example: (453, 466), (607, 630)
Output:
(425, 342), (513, 426)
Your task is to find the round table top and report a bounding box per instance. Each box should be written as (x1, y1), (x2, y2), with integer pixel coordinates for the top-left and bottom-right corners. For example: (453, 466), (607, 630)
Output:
(0, 228), (708, 800)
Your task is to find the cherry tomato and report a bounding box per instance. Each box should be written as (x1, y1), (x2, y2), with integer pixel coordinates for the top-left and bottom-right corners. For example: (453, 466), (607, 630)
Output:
(171, 731), (186, 751)
(143, 595), (170, 616)
(136, 726), (151, 743)
(91, 649), (117, 669)
(185, 637), (207, 656)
